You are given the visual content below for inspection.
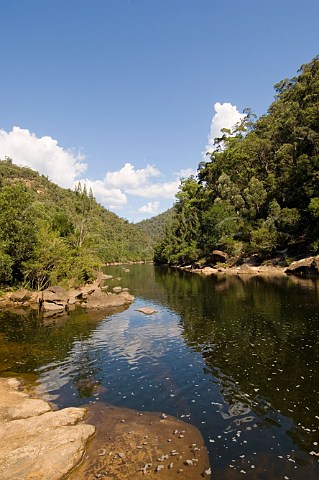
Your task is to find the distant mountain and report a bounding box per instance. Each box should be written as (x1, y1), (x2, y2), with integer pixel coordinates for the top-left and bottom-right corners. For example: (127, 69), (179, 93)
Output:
(136, 208), (175, 245)
(0, 159), (153, 288)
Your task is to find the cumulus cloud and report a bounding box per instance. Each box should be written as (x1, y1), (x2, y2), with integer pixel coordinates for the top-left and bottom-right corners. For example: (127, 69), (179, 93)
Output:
(0, 126), (195, 217)
(0, 126), (87, 188)
(203, 102), (245, 157)
(79, 163), (181, 209)
(79, 179), (127, 208)
(138, 201), (160, 213)
(104, 162), (161, 189)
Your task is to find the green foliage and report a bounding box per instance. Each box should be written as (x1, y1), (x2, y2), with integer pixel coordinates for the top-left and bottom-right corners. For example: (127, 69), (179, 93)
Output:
(156, 55), (319, 264)
(0, 160), (153, 288)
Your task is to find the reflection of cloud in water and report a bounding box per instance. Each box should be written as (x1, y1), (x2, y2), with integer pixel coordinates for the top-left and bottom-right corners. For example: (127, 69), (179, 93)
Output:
(36, 308), (182, 398)
(93, 309), (182, 365)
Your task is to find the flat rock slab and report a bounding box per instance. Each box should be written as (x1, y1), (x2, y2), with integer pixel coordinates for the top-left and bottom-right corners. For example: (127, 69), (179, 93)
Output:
(136, 307), (157, 315)
(0, 378), (95, 480)
(68, 403), (210, 479)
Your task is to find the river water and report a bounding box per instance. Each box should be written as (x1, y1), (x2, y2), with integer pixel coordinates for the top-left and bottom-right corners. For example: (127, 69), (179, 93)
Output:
(0, 264), (318, 479)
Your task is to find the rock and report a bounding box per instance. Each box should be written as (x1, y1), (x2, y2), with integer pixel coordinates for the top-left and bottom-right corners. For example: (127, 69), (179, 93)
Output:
(285, 256), (319, 275)
(113, 286), (122, 293)
(0, 378), (95, 480)
(42, 301), (65, 313)
(236, 264), (256, 274)
(67, 403), (210, 480)
(9, 290), (31, 303)
(200, 267), (216, 275)
(136, 307), (157, 315)
(210, 250), (229, 264)
(85, 291), (128, 309)
(118, 292), (135, 303)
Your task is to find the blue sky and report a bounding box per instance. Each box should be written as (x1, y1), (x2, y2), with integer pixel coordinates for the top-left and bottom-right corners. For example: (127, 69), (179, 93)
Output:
(0, 0), (318, 221)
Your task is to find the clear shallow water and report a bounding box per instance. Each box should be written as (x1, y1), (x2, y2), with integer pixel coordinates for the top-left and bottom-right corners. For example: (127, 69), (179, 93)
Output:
(0, 265), (319, 479)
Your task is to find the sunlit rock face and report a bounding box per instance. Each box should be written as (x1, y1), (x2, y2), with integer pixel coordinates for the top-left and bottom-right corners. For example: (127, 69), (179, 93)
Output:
(0, 378), (95, 480)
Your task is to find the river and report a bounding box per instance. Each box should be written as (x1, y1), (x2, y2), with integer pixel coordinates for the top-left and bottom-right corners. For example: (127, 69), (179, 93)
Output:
(0, 264), (318, 479)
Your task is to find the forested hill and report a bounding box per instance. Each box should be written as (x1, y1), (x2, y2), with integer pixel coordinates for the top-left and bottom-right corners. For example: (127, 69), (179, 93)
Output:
(155, 55), (319, 265)
(136, 208), (174, 245)
(0, 159), (153, 289)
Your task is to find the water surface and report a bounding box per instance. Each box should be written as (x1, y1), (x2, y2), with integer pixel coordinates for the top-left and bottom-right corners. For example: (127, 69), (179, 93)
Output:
(0, 265), (318, 479)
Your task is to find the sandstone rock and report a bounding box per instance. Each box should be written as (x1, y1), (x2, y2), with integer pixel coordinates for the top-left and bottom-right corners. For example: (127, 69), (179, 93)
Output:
(45, 286), (69, 302)
(118, 292), (135, 303)
(85, 291), (128, 309)
(42, 301), (65, 312)
(211, 250), (229, 264)
(9, 290), (31, 303)
(113, 286), (122, 293)
(136, 307), (157, 315)
(0, 378), (95, 480)
(285, 256), (319, 275)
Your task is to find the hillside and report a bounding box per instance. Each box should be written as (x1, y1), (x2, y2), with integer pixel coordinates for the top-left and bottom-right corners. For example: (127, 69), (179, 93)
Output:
(0, 159), (153, 288)
(155, 55), (319, 265)
(136, 208), (174, 246)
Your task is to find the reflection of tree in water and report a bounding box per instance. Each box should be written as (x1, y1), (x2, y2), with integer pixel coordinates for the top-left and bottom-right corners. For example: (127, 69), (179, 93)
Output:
(152, 267), (319, 455)
(0, 308), (116, 376)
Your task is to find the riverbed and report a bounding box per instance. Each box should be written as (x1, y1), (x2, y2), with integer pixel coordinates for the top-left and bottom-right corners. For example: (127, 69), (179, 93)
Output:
(0, 264), (318, 479)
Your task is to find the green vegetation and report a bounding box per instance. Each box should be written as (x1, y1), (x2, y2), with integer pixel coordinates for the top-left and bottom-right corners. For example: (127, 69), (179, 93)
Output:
(0, 160), (153, 288)
(136, 208), (174, 245)
(155, 55), (319, 265)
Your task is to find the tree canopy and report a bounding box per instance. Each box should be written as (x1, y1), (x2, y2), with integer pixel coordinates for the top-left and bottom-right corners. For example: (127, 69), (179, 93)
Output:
(0, 160), (153, 288)
(155, 55), (319, 265)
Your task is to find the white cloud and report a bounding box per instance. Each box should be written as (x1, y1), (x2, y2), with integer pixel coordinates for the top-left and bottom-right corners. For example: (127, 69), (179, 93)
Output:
(0, 126), (194, 218)
(175, 168), (197, 179)
(104, 162), (161, 189)
(127, 178), (180, 199)
(79, 179), (127, 209)
(138, 201), (160, 213)
(203, 102), (245, 157)
(80, 163), (181, 208)
(0, 126), (87, 188)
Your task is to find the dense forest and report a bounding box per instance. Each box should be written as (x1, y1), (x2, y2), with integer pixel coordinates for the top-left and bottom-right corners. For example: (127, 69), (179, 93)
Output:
(0, 160), (153, 289)
(136, 208), (174, 245)
(155, 56), (319, 265)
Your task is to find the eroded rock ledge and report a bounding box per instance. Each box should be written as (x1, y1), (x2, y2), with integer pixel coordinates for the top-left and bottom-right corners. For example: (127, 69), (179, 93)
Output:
(0, 378), (95, 480)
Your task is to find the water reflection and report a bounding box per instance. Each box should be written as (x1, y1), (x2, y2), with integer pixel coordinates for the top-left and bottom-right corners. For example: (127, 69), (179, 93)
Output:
(0, 266), (318, 479)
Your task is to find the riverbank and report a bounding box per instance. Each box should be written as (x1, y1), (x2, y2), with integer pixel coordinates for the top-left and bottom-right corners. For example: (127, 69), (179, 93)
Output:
(0, 271), (135, 316)
(176, 254), (319, 277)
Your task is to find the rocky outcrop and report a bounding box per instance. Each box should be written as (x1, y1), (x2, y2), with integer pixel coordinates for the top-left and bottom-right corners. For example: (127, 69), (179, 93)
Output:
(0, 378), (95, 480)
(285, 256), (319, 275)
(0, 272), (135, 315)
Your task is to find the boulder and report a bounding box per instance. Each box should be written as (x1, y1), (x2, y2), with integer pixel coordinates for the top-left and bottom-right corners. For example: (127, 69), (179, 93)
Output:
(42, 301), (65, 313)
(210, 250), (229, 264)
(45, 286), (69, 302)
(113, 286), (122, 293)
(285, 256), (319, 275)
(0, 378), (95, 480)
(9, 290), (31, 303)
(85, 291), (128, 309)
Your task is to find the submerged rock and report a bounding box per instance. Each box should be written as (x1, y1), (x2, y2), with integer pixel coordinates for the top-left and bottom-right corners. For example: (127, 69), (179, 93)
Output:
(0, 378), (95, 480)
(67, 403), (210, 480)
